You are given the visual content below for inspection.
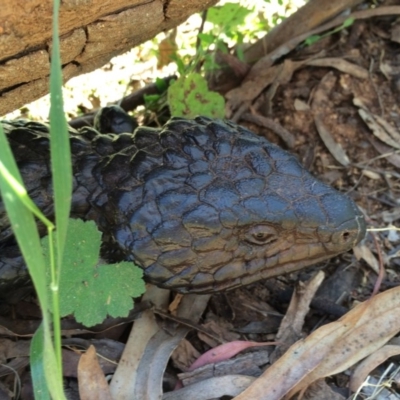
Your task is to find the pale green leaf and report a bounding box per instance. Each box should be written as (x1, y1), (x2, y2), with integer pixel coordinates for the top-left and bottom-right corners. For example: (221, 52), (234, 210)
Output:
(207, 3), (253, 33)
(168, 73), (225, 119)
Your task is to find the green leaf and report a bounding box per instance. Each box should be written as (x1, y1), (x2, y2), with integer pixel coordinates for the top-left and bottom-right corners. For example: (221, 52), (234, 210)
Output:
(215, 40), (228, 53)
(236, 46), (245, 62)
(304, 34), (321, 47)
(144, 94), (161, 105)
(31, 324), (67, 400)
(42, 322), (66, 399)
(0, 125), (49, 312)
(198, 33), (216, 46)
(304, 18), (355, 47)
(155, 77), (168, 93)
(170, 54), (186, 76)
(30, 327), (51, 400)
(0, 126), (66, 399)
(71, 260), (144, 327)
(342, 17), (355, 28)
(168, 73), (225, 119)
(49, 0), (72, 264)
(42, 219), (145, 327)
(207, 3), (253, 34)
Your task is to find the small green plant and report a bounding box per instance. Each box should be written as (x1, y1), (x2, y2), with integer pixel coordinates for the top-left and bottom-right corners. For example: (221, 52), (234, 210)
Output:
(166, 2), (255, 119)
(42, 219), (145, 327)
(0, 0), (145, 397)
(0, 0), (69, 395)
(206, 2), (254, 49)
(195, 2), (256, 70)
(143, 77), (170, 112)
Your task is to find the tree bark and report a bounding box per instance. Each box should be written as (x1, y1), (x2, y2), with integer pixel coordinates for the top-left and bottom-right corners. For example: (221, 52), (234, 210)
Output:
(0, 0), (218, 116)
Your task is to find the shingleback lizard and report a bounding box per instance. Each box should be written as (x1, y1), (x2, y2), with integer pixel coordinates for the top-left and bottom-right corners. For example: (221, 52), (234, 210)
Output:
(0, 115), (366, 294)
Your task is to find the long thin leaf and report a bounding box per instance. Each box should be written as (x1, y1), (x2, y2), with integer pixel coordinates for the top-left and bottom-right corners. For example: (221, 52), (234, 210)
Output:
(31, 323), (67, 400)
(48, 0), (72, 386)
(49, 0), (72, 262)
(43, 323), (67, 400)
(0, 125), (48, 310)
(0, 121), (66, 399)
(30, 326), (51, 400)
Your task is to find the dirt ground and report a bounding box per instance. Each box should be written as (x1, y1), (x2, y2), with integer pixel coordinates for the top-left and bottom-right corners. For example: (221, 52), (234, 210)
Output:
(1, 3), (400, 400)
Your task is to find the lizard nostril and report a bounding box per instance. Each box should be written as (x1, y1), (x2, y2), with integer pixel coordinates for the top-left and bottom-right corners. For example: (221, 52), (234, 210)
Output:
(342, 231), (351, 241)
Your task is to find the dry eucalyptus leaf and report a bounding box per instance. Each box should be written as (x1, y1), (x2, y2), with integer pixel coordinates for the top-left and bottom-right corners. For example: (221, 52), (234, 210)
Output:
(133, 294), (211, 399)
(350, 344), (400, 392)
(78, 345), (113, 400)
(171, 339), (201, 372)
(373, 113), (400, 144)
(163, 375), (256, 400)
(188, 341), (271, 372)
(300, 380), (345, 400)
(0, 339), (30, 363)
(353, 243), (380, 274)
(199, 319), (240, 348)
(234, 286), (400, 400)
(362, 169), (381, 180)
(368, 135), (400, 169)
(294, 99), (310, 111)
(380, 60), (395, 80)
(157, 29), (178, 69)
(357, 109), (400, 150)
(271, 272), (324, 362)
(109, 285), (170, 399)
(312, 72), (350, 166)
(314, 115), (350, 166)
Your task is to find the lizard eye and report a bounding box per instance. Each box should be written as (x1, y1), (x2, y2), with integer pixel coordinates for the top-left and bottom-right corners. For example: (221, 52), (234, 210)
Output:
(245, 225), (278, 245)
(254, 232), (272, 241)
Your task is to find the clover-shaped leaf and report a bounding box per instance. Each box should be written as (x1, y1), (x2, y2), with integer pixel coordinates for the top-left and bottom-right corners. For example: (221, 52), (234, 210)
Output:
(42, 219), (145, 327)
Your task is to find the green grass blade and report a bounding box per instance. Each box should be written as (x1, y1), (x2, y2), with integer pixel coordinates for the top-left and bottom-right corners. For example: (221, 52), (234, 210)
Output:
(48, 0), (72, 384)
(0, 125), (48, 309)
(31, 323), (67, 400)
(30, 326), (51, 400)
(49, 0), (72, 262)
(0, 118), (66, 399)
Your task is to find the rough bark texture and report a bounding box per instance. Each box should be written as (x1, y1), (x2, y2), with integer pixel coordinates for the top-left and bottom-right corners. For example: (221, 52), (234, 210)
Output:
(0, 0), (218, 116)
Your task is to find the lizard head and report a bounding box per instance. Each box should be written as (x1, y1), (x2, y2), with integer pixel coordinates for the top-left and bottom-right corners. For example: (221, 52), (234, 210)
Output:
(111, 117), (366, 293)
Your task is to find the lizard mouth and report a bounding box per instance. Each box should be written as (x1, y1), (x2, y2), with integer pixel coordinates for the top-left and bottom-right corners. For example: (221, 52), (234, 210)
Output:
(172, 207), (367, 294)
(183, 247), (355, 294)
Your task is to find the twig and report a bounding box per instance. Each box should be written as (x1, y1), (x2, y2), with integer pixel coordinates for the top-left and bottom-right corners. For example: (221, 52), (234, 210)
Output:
(241, 112), (295, 148)
(196, 9), (208, 54)
(371, 232), (384, 297)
